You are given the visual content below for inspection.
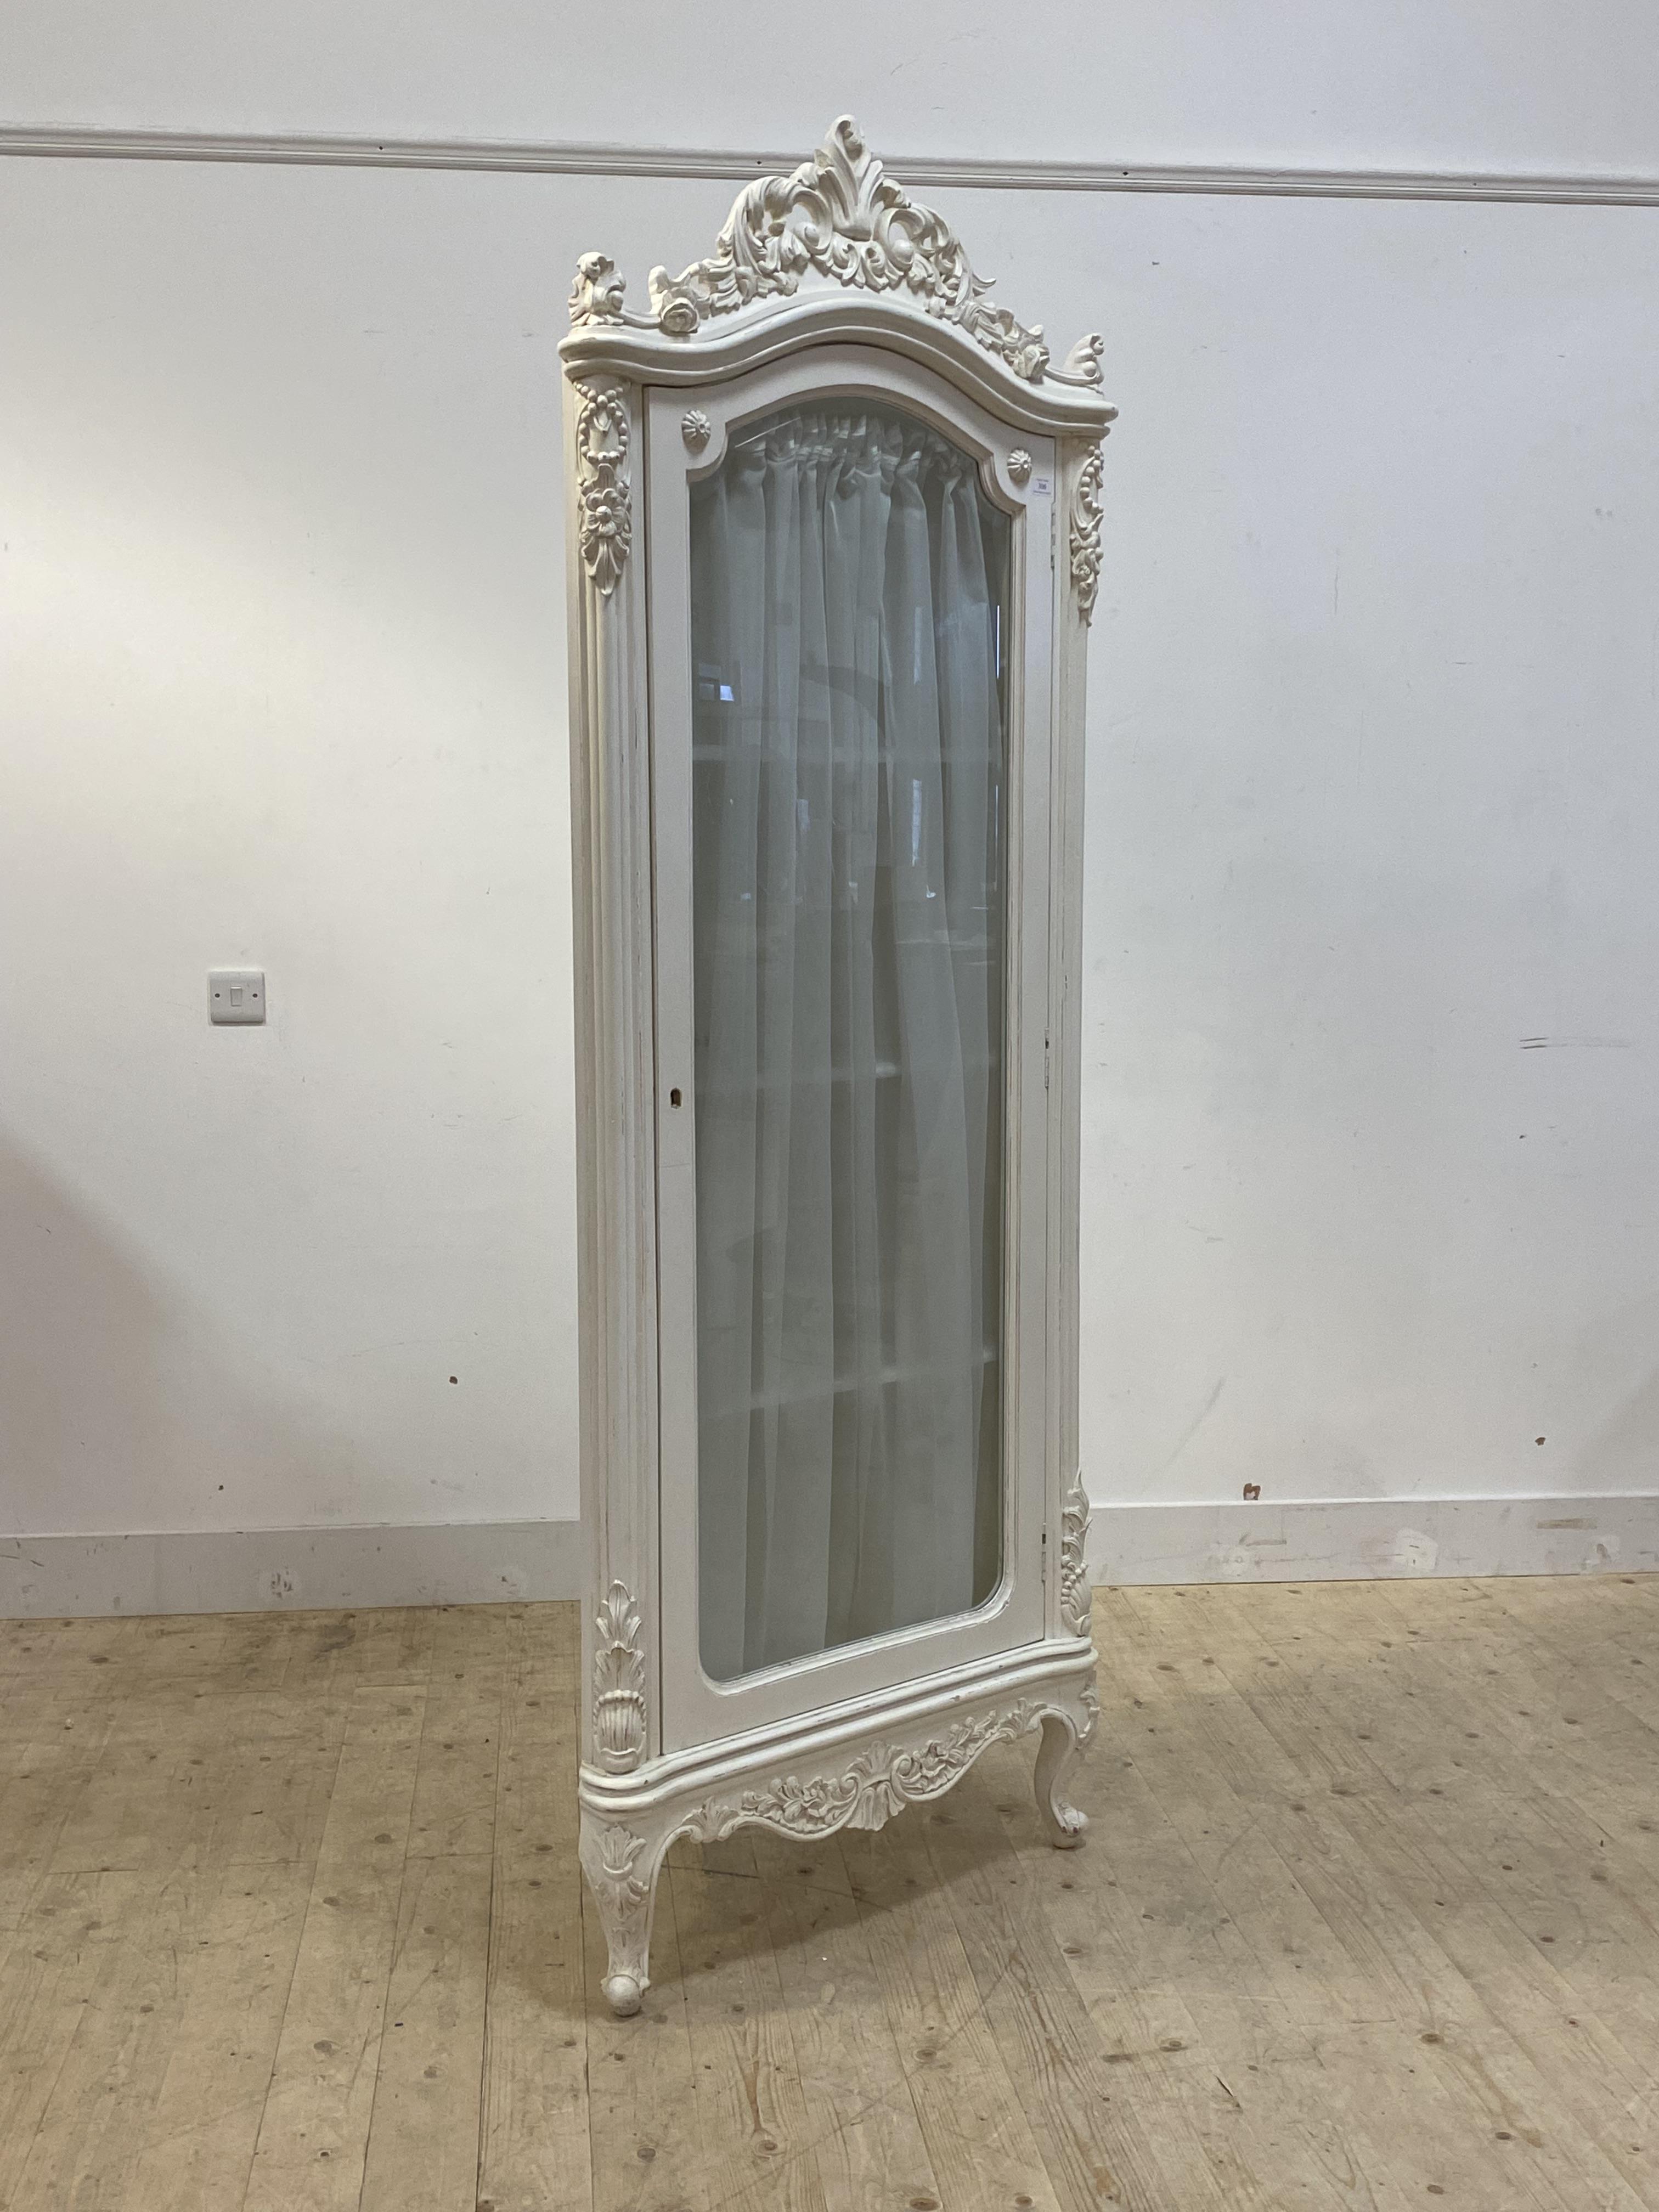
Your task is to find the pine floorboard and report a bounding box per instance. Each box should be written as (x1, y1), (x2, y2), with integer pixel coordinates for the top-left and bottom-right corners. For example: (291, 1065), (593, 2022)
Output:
(0, 1576), (1656, 2209)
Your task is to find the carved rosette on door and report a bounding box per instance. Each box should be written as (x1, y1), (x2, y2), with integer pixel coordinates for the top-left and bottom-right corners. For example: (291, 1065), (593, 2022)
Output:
(561, 116), (1115, 2015)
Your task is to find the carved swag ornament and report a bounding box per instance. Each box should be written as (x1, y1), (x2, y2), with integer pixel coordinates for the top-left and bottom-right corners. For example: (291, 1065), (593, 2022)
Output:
(571, 379), (631, 595)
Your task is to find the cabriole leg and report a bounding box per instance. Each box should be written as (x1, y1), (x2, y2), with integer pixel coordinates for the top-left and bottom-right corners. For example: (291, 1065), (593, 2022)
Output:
(1033, 1710), (1088, 1848)
(579, 1808), (669, 2016)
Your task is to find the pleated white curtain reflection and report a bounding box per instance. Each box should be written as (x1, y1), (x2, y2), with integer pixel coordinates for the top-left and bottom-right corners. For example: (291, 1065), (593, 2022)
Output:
(691, 407), (1008, 1682)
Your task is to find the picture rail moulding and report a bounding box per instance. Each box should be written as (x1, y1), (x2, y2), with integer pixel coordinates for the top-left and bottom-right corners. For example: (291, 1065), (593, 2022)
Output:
(4, 123), (1659, 207)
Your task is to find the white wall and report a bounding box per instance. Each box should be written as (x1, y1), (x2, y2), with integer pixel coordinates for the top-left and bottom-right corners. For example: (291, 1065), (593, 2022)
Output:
(5, 0), (1659, 174)
(1068, 189), (1659, 1576)
(3, 14), (1658, 1607)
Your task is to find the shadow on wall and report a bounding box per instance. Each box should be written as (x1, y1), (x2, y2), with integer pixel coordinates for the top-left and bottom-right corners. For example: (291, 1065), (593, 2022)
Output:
(0, 1131), (357, 1580)
(1572, 1305), (1659, 1492)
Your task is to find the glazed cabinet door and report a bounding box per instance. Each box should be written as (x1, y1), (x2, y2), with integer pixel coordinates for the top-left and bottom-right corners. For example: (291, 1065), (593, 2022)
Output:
(647, 345), (1058, 1752)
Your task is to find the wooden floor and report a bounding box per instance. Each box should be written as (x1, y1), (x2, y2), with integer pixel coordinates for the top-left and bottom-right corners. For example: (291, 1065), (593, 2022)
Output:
(3, 1578), (1658, 2211)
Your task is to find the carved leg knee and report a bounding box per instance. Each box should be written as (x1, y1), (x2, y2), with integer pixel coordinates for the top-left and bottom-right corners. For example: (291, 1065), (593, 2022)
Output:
(1033, 1711), (1088, 1848)
(579, 1812), (667, 2016)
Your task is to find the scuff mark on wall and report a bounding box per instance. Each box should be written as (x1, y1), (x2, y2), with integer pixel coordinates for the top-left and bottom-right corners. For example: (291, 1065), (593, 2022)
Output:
(1519, 1035), (1632, 1049)
(1155, 1376), (1227, 1477)
(1388, 1528), (1438, 1573)
(1214, 1534), (1289, 1579)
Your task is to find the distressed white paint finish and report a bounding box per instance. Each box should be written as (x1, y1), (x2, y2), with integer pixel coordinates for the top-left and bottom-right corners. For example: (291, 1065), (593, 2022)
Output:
(579, 1639), (1097, 2015)
(561, 120), (1110, 2011)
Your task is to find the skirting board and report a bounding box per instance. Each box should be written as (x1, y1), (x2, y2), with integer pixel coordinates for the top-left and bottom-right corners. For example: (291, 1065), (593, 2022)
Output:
(0, 1519), (584, 1620)
(1088, 1494), (1659, 1585)
(4, 1494), (1655, 1618)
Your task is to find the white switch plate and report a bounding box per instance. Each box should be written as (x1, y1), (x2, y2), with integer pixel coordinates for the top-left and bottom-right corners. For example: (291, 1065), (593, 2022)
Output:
(208, 968), (265, 1024)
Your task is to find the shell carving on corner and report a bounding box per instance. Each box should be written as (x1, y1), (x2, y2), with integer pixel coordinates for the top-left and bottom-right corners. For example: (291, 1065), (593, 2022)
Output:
(592, 1579), (647, 1771)
(566, 115), (1107, 396)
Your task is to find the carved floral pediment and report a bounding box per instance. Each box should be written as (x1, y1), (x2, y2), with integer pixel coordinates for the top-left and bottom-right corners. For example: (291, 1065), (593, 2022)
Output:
(568, 116), (1105, 393)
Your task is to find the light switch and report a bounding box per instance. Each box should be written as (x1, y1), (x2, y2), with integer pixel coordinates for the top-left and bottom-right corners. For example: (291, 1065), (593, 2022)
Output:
(209, 968), (265, 1025)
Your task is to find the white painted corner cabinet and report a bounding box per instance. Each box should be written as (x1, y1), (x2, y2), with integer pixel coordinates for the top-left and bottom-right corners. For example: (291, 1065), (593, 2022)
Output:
(561, 116), (1114, 2015)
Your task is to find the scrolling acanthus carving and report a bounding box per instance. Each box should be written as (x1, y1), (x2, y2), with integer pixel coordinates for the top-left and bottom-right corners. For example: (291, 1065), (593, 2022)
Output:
(1059, 1474), (1092, 1638)
(588, 1820), (649, 1912)
(571, 379), (632, 595)
(592, 1581), (647, 1771)
(648, 117), (1050, 379)
(580, 1820), (654, 2013)
(687, 1697), (1046, 1839)
(1069, 447), (1104, 625)
(567, 116), (1106, 396)
(568, 250), (628, 326)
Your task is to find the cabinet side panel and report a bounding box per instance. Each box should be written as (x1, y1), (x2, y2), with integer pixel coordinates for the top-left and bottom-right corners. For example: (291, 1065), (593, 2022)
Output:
(565, 372), (659, 1772)
(1048, 434), (1103, 1630)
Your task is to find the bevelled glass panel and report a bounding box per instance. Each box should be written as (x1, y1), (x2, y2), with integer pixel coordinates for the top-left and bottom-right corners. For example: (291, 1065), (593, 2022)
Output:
(690, 401), (1011, 1683)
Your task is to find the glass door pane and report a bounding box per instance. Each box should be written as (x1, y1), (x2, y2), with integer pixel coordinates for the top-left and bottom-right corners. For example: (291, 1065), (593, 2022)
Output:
(690, 402), (1012, 1682)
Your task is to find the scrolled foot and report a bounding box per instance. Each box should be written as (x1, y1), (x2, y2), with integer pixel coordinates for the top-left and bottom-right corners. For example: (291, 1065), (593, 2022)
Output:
(1034, 1710), (1088, 1849)
(580, 1811), (664, 2018)
(1045, 1796), (1088, 1848)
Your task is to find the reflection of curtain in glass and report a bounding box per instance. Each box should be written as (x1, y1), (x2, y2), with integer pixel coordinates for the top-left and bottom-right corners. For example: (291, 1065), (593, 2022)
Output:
(691, 407), (1008, 1682)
